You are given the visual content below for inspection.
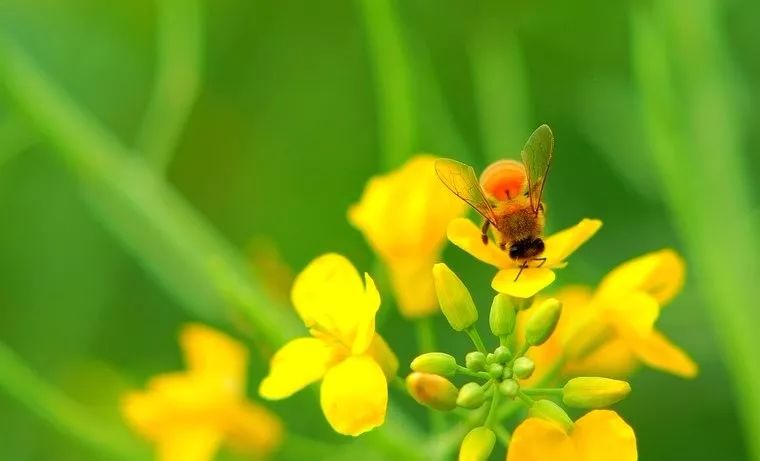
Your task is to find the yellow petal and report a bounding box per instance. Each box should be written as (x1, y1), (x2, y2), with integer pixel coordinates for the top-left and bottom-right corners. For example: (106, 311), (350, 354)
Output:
(386, 257), (438, 318)
(157, 425), (222, 461)
(564, 337), (640, 379)
(447, 218), (512, 268)
(349, 155), (467, 261)
(366, 333), (399, 379)
(259, 337), (339, 400)
(629, 329), (698, 378)
(607, 291), (660, 337)
(507, 417), (574, 461)
(492, 268), (556, 298)
(543, 219), (602, 266)
(291, 254), (379, 350)
(224, 402), (283, 457)
(320, 356), (388, 436)
(596, 249), (685, 306)
(180, 324), (247, 396)
(573, 410), (637, 461)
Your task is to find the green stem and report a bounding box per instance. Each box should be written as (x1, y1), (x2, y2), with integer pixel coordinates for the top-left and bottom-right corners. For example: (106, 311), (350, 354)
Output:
(355, 0), (415, 169)
(0, 341), (149, 461)
(484, 389), (501, 428)
(493, 424), (512, 446)
(456, 365), (491, 381)
(465, 327), (488, 354)
(517, 391), (534, 407)
(416, 316), (436, 352)
(136, 0), (203, 171)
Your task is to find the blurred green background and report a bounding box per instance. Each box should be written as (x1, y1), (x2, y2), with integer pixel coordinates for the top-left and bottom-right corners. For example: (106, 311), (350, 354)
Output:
(0, 0), (758, 460)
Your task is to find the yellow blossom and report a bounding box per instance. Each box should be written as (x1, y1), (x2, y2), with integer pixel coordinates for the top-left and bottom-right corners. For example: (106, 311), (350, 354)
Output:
(447, 217), (602, 298)
(259, 253), (399, 436)
(349, 155), (467, 317)
(122, 324), (282, 461)
(526, 249), (698, 381)
(507, 410), (637, 461)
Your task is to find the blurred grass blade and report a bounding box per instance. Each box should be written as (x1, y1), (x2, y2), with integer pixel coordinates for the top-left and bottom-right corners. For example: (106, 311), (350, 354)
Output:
(356, 0), (416, 169)
(0, 113), (35, 167)
(0, 341), (149, 461)
(631, 5), (760, 460)
(0, 36), (300, 347)
(469, 17), (531, 162)
(0, 36), (424, 458)
(136, 0), (203, 171)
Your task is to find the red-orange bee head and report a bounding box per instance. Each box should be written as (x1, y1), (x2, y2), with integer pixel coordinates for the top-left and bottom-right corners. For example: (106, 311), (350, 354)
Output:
(479, 159), (527, 201)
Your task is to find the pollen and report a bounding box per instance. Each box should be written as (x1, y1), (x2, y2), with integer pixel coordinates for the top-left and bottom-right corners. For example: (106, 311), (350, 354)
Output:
(479, 159), (527, 201)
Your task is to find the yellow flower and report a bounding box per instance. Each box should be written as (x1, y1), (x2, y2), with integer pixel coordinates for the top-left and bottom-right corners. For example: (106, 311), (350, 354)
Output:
(259, 253), (399, 436)
(447, 218), (602, 298)
(122, 324), (282, 461)
(507, 410), (637, 461)
(349, 155), (467, 317)
(527, 249), (698, 381)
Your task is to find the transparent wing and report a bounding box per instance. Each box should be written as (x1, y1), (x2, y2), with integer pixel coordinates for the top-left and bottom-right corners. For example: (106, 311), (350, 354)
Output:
(435, 158), (498, 225)
(521, 124), (554, 214)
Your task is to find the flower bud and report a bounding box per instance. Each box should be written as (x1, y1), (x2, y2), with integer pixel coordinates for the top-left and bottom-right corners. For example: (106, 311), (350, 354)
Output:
(528, 399), (573, 432)
(489, 294), (516, 336)
(562, 377), (631, 408)
(487, 363), (504, 379)
(458, 426), (496, 461)
(457, 382), (486, 409)
(493, 345), (512, 363)
(486, 353), (496, 364)
(411, 352), (457, 377)
(502, 366), (513, 379)
(406, 372), (458, 411)
(465, 351), (486, 371)
(513, 357), (535, 379)
(525, 298), (562, 346)
(433, 263), (478, 331)
(499, 379), (519, 398)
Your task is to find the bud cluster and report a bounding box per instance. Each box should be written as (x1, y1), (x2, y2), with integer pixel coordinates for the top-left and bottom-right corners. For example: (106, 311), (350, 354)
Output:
(404, 263), (634, 461)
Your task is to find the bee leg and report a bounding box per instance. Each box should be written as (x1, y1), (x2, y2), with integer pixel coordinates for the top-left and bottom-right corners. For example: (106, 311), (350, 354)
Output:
(532, 257), (547, 268)
(514, 261), (528, 282)
(481, 220), (490, 245)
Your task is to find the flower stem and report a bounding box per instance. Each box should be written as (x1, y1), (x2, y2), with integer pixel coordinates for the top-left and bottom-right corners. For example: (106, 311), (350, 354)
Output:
(517, 391), (535, 407)
(485, 389), (501, 428)
(416, 316), (436, 352)
(456, 365), (491, 381)
(465, 327), (488, 354)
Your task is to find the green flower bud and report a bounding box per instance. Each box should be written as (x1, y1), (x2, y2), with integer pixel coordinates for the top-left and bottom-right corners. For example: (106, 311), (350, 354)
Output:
(499, 379), (519, 398)
(513, 356), (535, 379)
(493, 345), (512, 363)
(525, 298), (562, 346)
(465, 351), (486, 371)
(457, 382), (486, 409)
(529, 399), (573, 432)
(487, 363), (504, 379)
(433, 263), (478, 331)
(411, 352), (457, 377)
(486, 353), (496, 364)
(514, 296), (534, 311)
(502, 366), (513, 379)
(562, 377), (631, 408)
(459, 426), (496, 461)
(406, 372), (458, 411)
(489, 294), (516, 336)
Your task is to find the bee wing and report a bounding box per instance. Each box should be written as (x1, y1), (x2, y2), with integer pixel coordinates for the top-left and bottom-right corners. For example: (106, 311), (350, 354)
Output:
(435, 158), (498, 225)
(521, 124), (554, 214)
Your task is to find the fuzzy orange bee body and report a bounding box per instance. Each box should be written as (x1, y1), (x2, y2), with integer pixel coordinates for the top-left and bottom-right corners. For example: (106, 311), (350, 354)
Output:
(435, 125), (555, 279)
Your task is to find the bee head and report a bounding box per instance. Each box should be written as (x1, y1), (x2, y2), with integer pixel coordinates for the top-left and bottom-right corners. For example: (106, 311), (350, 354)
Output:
(509, 238), (545, 260)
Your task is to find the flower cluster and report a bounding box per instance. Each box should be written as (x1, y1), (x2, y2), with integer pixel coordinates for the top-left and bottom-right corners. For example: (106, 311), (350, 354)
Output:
(405, 213), (696, 459)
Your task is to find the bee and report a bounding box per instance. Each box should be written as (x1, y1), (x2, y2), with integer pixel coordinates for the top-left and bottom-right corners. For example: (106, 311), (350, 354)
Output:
(435, 124), (554, 281)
